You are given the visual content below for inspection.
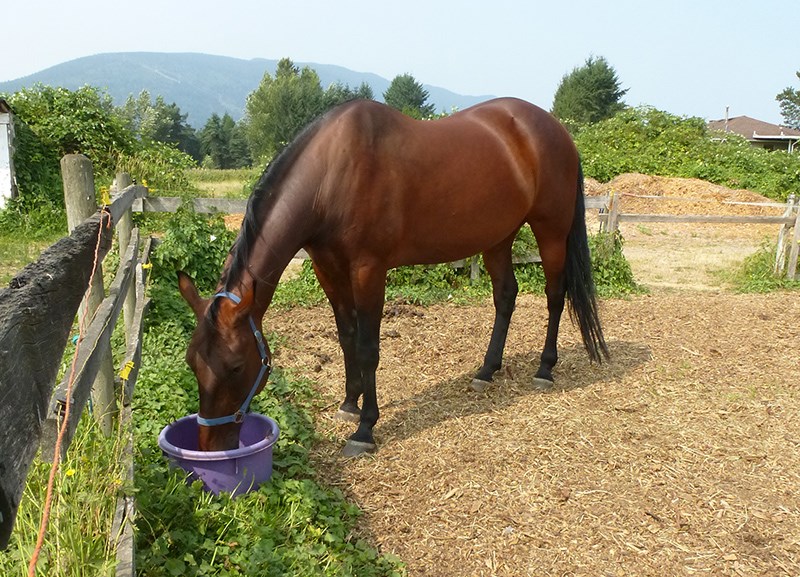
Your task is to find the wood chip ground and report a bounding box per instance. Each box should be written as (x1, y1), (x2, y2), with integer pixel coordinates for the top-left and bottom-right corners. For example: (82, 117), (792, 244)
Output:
(262, 175), (799, 576)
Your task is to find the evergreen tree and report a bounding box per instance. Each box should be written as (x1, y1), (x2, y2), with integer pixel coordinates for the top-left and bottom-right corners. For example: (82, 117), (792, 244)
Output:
(199, 113), (252, 169)
(244, 58), (326, 160)
(776, 71), (800, 130)
(552, 56), (628, 132)
(383, 74), (436, 119)
(324, 81), (374, 108)
(118, 91), (200, 161)
(244, 58), (377, 161)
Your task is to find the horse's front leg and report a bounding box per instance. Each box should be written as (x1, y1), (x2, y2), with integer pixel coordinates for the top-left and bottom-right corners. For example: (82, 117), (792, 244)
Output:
(342, 267), (387, 457)
(332, 307), (362, 422)
(311, 260), (362, 421)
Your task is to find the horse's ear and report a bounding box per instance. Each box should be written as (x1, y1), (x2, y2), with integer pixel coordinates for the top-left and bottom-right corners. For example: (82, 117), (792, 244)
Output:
(236, 281), (256, 314)
(177, 271), (206, 320)
(217, 281), (256, 327)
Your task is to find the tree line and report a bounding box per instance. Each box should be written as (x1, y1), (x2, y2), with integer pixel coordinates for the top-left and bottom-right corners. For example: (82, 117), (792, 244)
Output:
(1, 55), (798, 235)
(123, 58), (439, 170)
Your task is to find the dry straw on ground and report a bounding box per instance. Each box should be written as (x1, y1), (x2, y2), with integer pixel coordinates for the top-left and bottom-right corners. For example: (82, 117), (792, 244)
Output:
(261, 175), (799, 576)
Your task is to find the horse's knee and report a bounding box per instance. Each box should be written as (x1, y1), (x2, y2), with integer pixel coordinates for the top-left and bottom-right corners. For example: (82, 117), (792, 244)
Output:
(356, 339), (380, 372)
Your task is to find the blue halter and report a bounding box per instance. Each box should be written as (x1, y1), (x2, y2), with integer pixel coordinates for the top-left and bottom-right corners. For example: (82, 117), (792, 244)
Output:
(196, 291), (272, 427)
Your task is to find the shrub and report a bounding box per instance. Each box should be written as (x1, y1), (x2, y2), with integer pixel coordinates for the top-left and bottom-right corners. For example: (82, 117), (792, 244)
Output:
(723, 241), (800, 293)
(148, 204), (237, 331)
(576, 106), (800, 201)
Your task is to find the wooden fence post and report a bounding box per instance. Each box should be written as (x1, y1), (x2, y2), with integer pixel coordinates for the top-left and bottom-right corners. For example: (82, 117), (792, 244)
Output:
(787, 197), (800, 281)
(606, 190), (620, 234)
(774, 194), (795, 275)
(115, 173), (136, 341)
(61, 154), (116, 435)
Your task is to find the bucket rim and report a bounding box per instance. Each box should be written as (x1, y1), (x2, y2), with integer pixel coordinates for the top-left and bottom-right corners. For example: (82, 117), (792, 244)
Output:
(158, 413), (279, 462)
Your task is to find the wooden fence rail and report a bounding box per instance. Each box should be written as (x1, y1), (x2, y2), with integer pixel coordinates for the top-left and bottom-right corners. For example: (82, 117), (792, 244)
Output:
(0, 211), (113, 549)
(599, 192), (800, 280)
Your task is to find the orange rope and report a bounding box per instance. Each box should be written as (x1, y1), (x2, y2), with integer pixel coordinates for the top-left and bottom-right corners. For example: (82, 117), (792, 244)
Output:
(28, 210), (111, 576)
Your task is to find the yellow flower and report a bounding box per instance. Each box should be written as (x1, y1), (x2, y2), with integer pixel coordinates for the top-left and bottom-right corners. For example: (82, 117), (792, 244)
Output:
(65, 468), (76, 477)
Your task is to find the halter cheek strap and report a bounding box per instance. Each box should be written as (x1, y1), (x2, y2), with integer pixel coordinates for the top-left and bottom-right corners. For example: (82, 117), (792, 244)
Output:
(196, 291), (272, 427)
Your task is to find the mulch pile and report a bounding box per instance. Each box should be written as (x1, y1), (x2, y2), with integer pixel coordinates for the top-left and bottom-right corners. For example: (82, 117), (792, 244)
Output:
(258, 174), (800, 576)
(586, 173), (787, 219)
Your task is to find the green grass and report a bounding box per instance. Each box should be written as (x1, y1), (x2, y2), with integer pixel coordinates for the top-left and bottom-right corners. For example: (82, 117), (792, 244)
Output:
(187, 168), (259, 199)
(131, 315), (406, 576)
(0, 235), (55, 284)
(720, 241), (800, 293)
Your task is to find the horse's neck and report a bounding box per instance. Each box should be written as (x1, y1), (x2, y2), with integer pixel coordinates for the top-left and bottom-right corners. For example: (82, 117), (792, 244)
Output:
(245, 188), (316, 318)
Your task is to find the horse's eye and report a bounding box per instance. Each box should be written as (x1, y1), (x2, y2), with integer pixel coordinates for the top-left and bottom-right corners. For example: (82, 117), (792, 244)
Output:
(229, 363), (245, 376)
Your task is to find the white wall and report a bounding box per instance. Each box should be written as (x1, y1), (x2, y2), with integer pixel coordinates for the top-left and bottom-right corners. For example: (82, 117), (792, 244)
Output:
(0, 112), (15, 210)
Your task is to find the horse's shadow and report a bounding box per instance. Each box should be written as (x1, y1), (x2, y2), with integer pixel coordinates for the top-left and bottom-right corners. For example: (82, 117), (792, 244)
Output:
(371, 339), (652, 446)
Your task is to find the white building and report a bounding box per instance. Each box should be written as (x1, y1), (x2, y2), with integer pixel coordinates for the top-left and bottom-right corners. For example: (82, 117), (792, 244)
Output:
(0, 99), (17, 209)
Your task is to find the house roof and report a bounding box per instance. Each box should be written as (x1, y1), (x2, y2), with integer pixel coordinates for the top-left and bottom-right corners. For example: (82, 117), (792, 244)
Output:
(708, 115), (800, 141)
(0, 99), (10, 114)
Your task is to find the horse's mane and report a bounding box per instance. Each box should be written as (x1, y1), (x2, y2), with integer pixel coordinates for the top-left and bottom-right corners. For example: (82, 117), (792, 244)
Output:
(208, 106), (340, 322)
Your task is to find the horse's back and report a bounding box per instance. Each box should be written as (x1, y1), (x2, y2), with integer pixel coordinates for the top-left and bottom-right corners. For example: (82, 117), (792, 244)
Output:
(309, 98), (579, 266)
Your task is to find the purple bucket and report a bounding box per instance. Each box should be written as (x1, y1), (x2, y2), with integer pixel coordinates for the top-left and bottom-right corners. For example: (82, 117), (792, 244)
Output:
(158, 413), (279, 496)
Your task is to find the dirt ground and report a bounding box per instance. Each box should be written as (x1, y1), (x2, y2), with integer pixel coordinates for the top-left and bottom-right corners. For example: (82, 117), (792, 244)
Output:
(265, 175), (800, 576)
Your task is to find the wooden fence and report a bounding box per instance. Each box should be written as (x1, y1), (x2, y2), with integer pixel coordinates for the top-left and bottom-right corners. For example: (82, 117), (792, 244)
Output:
(132, 191), (799, 280)
(599, 192), (800, 280)
(0, 156), (149, 577)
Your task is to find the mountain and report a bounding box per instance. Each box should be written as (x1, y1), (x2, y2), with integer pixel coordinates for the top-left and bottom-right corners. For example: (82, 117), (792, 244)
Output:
(0, 52), (494, 128)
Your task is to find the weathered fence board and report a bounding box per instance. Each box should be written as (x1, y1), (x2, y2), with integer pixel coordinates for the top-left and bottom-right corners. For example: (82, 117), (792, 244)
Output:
(121, 236), (153, 405)
(41, 229), (139, 462)
(598, 191), (799, 278)
(111, 235), (151, 577)
(110, 403), (136, 577)
(134, 196), (247, 214)
(584, 196), (608, 210)
(134, 195), (609, 215)
(608, 213), (795, 225)
(109, 183), (147, 224)
(787, 208), (800, 281)
(0, 212), (113, 549)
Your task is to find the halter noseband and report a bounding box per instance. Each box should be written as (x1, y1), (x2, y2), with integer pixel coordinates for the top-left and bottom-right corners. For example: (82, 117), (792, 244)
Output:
(196, 291), (272, 427)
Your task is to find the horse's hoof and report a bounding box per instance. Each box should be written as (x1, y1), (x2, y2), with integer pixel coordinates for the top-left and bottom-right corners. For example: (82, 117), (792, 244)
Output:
(532, 377), (554, 391)
(335, 409), (361, 423)
(342, 439), (377, 457)
(470, 378), (491, 392)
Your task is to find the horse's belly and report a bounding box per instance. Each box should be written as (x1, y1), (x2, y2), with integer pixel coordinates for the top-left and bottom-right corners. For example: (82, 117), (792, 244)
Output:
(393, 207), (526, 266)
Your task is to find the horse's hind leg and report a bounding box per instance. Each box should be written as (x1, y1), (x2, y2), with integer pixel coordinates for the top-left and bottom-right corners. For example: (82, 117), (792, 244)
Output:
(471, 237), (518, 392)
(531, 231), (568, 389)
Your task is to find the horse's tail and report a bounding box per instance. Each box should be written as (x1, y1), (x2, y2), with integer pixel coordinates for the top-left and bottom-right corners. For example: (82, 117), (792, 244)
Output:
(565, 161), (609, 363)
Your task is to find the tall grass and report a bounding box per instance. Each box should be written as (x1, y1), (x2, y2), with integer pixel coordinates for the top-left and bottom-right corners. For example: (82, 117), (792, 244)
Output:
(722, 241), (800, 292)
(0, 411), (131, 577)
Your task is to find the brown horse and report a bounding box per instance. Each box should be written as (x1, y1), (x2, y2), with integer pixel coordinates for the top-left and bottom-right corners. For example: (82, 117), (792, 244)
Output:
(178, 97), (608, 455)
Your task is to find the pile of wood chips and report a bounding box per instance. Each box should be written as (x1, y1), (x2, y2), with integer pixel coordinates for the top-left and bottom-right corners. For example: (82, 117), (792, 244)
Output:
(586, 173), (785, 217)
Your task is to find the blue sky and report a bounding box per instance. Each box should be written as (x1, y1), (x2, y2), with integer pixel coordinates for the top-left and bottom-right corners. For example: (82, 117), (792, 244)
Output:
(2, 0), (797, 124)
